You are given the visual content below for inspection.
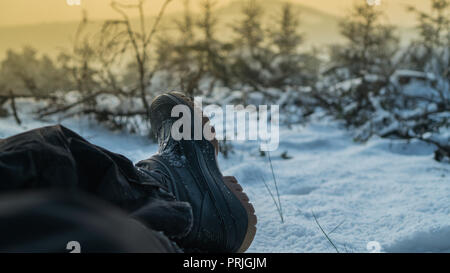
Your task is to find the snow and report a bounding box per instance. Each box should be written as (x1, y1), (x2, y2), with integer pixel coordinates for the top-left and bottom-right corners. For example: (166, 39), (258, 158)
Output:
(392, 69), (436, 82)
(0, 100), (449, 253)
(223, 121), (450, 253)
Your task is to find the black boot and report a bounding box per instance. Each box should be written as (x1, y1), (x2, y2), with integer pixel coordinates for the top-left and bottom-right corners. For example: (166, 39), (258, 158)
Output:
(137, 92), (257, 253)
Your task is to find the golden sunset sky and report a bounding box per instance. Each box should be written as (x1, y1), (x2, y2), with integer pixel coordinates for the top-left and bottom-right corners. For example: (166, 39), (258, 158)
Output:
(0, 0), (434, 59)
(0, 0), (431, 27)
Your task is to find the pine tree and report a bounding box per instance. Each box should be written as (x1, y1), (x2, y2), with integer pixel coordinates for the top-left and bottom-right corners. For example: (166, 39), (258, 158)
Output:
(331, 3), (399, 79)
(196, 0), (228, 93)
(408, 0), (449, 55)
(162, 0), (203, 96)
(406, 0), (449, 128)
(267, 3), (318, 87)
(269, 3), (302, 56)
(229, 0), (272, 89)
(232, 0), (265, 56)
(407, 0), (449, 91)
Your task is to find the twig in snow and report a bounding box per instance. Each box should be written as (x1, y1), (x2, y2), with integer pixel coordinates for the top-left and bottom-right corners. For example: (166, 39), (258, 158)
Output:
(312, 211), (339, 253)
(328, 219), (346, 235)
(267, 151), (284, 223)
(260, 174), (283, 223)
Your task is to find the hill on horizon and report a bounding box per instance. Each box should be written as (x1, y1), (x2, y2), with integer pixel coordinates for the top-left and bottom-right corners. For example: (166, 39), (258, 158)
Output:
(0, 0), (415, 60)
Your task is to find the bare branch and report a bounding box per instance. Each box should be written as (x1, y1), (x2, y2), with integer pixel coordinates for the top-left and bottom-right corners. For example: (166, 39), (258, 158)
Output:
(144, 0), (173, 47)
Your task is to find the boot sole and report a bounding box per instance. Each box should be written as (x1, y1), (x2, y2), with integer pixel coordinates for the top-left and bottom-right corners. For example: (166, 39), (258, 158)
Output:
(222, 176), (257, 253)
(165, 92), (257, 253)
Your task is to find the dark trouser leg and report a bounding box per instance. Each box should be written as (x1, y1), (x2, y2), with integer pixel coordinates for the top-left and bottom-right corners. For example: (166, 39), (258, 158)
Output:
(0, 124), (152, 210)
(0, 125), (190, 252)
(0, 190), (179, 252)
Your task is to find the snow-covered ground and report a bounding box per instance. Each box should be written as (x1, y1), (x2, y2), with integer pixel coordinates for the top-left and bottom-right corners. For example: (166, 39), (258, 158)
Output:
(0, 102), (449, 253)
